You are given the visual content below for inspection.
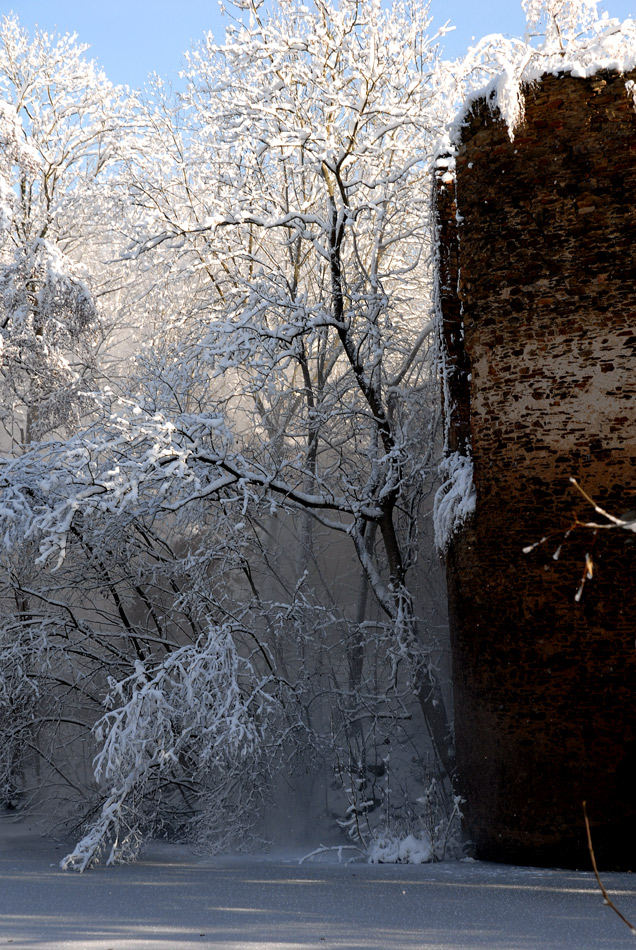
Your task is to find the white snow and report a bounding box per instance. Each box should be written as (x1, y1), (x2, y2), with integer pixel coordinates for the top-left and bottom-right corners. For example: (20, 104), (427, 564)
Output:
(497, 13), (636, 136)
(438, 12), (636, 154)
(434, 451), (476, 551)
(2, 821), (636, 950)
(367, 830), (433, 864)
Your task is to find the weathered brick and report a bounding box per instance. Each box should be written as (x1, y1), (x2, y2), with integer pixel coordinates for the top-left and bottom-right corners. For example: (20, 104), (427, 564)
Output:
(436, 69), (636, 870)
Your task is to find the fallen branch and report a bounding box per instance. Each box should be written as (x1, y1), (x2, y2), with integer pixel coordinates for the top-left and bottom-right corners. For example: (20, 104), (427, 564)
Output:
(298, 844), (364, 865)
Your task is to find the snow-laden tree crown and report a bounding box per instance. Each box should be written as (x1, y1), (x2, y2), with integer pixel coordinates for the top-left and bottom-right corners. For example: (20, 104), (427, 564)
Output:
(0, 16), (137, 443)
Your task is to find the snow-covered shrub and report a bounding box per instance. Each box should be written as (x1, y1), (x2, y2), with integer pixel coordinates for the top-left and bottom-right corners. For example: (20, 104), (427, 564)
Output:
(523, 0), (602, 51)
(336, 755), (463, 864)
(368, 832), (434, 865)
(450, 1), (636, 145)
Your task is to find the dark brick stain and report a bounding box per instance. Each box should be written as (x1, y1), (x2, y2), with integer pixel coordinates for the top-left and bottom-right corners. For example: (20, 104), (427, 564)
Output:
(436, 69), (636, 869)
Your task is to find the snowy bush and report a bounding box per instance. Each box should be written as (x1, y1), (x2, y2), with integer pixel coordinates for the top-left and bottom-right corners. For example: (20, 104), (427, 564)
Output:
(368, 832), (434, 865)
(336, 754), (463, 865)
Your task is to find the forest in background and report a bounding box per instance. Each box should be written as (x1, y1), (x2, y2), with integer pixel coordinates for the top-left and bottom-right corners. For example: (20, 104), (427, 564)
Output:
(0, 0), (631, 870)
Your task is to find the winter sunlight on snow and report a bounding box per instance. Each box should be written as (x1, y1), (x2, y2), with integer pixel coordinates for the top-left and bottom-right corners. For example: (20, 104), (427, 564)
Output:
(2, 824), (636, 949)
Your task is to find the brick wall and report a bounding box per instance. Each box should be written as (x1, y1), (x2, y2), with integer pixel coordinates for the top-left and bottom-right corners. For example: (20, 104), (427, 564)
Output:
(437, 68), (636, 868)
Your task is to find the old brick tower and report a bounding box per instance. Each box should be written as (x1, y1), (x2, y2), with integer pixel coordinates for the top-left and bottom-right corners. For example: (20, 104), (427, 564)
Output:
(436, 68), (636, 869)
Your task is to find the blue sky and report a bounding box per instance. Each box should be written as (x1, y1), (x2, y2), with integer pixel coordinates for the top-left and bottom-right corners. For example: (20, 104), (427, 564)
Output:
(9, 0), (636, 88)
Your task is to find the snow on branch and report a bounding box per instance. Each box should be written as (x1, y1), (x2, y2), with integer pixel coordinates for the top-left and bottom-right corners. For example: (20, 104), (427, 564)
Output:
(434, 451), (476, 551)
(0, 399), (388, 573)
(61, 623), (269, 872)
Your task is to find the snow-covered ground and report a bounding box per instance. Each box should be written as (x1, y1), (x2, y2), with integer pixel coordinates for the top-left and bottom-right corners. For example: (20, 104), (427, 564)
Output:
(2, 820), (636, 950)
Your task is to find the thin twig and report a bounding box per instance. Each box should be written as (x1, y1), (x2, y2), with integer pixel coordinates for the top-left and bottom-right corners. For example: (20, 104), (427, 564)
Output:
(570, 478), (636, 531)
(583, 801), (636, 935)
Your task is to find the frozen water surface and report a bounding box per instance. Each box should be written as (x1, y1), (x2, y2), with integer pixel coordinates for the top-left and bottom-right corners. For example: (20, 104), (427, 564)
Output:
(1, 821), (636, 949)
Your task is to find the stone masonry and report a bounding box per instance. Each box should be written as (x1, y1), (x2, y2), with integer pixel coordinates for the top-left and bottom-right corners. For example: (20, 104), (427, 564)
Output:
(436, 68), (636, 869)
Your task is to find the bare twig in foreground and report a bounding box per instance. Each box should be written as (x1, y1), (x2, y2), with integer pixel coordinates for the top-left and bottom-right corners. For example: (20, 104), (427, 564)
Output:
(583, 801), (636, 935)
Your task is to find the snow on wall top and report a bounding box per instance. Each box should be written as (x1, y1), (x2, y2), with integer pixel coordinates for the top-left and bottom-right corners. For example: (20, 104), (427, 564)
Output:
(432, 6), (636, 551)
(441, 13), (636, 150)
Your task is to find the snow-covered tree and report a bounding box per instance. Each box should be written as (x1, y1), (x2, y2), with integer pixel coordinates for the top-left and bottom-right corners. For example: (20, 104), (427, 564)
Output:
(142, 0), (454, 768)
(523, 0), (600, 50)
(0, 16), (132, 444)
(0, 0), (463, 867)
